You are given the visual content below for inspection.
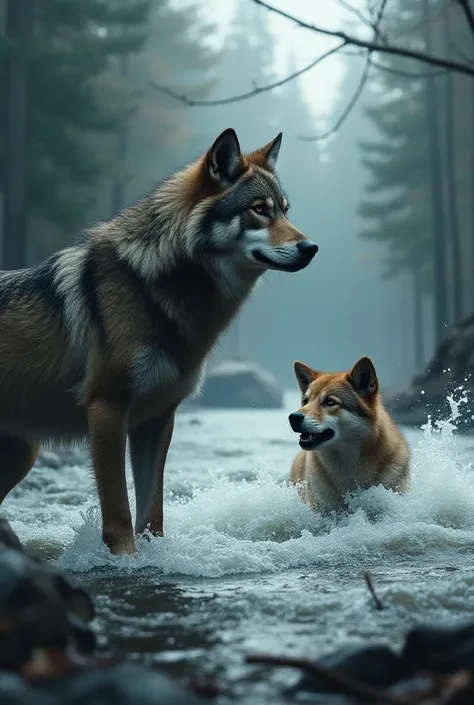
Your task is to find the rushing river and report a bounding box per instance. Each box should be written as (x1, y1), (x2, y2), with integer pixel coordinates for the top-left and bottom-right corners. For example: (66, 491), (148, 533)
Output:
(3, 389), (474, 704)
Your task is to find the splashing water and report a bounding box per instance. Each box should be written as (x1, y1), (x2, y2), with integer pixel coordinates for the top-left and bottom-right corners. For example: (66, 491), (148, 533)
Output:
(23, 388), (469, 577)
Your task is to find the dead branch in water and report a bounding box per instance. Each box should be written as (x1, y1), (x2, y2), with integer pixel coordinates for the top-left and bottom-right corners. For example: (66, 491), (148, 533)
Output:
(364, 572), (384, 611)
(245, 653), (407, 703)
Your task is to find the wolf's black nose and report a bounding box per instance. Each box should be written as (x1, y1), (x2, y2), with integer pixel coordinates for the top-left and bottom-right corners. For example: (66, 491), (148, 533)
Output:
(297, 241), (318, 257)
(288, 411), (304, 431)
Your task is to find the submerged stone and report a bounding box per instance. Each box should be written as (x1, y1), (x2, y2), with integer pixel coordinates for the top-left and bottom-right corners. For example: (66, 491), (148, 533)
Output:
(286, 645), (401, 695)
(401, 621), (474, 674)
(40, 662), (207, 705)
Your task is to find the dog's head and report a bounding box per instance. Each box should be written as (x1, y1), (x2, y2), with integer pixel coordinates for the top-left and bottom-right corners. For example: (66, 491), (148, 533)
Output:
(193, 128), (318, 273)
(288, 357), (379, 450)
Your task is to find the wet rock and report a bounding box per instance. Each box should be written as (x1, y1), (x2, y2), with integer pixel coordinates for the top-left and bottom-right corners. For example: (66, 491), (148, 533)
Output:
(0, 672), (54, 705)
(40, 663), (208, 705)
(0, 520), (208, 704)
(384, 313), (474, 429)
(198, 356), (283, 409)
(285, 645), (401, 695)
(401, 622), (474, 675)
(0, 547), (95, 674)
(0, 518), (25, 552)
(387, 675), (434, 697)
(0, 525), (96, 675)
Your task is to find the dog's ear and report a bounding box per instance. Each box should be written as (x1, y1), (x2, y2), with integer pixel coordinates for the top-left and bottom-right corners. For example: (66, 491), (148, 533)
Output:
(294, 361), (317, 394)
(207, 128), (246, 187)
(347, 357), (378, 397)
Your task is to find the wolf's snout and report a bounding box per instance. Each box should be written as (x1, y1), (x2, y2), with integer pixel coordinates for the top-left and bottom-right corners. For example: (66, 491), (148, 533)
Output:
(296, 241), (318, 257)
(289, 411), (304, 431)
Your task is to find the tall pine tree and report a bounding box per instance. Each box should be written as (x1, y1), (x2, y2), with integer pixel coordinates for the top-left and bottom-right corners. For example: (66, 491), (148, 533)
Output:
(3, 0), (152, 263)
(112, 1), (219, 211)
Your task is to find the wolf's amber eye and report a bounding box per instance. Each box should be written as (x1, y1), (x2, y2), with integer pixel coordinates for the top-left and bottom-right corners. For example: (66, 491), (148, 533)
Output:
(252, 204), (266, 215)
(323, 397), (337, 407)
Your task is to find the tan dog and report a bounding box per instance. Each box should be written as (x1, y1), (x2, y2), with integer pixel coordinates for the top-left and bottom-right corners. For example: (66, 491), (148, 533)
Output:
(288, 357), (410, 513)
(0, 128), (319, 556)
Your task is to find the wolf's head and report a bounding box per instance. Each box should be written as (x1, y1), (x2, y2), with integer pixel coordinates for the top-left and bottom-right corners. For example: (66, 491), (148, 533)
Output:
(288, 357), (380, 450)
(185, 128), (318, 273)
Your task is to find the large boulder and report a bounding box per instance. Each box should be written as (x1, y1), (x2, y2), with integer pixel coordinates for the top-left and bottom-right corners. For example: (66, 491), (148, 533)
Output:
(198, 356), (283, 409)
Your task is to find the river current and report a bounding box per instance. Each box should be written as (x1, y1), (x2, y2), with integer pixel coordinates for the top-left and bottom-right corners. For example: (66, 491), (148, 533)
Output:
(3, 389), (474, 703)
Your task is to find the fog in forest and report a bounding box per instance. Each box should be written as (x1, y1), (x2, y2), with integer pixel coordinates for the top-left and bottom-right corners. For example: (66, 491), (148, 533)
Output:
(2, 0), (472, 393)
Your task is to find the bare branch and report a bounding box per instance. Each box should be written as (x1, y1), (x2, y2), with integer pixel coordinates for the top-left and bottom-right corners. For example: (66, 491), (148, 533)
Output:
(252, 0), (474, 78)
(373, 0), (390, 43)
(337, 0), (374, 32)
(299, 51), (372, 142)
(454, 0), (474, 38)
(299, 0), (388, 142)
(364, 572), (384, 611)
(245, 653), (409, 703)
(150, 42), (346, 107)
(370, 58), (449, 78)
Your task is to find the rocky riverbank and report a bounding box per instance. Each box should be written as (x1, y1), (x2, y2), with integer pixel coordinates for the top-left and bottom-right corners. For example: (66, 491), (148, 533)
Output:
(2, 517), (474, 704)
(384, 313), (474, 431)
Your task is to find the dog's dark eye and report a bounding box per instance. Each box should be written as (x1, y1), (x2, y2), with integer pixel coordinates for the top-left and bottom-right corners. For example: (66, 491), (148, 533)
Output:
(302, 397), (308, 406)
(252, 204), (266, 215)
(324, 397), (337, 407)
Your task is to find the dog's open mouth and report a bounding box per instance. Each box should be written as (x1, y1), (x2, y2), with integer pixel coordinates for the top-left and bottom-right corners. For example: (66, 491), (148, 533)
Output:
(299, 429), (335, 450)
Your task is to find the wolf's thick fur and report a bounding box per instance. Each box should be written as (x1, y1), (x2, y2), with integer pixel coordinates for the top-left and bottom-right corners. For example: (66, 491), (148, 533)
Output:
(0, 129), (318, 555)
(289, 357), (410, 513)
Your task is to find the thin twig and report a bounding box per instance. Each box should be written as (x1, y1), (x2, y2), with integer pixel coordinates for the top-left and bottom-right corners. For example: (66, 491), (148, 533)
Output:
(298, 51), (372, 141)
(339, 46), (449, 76)
(374, 0), (390, 42)
(337, 0), (375, 33)
(364, 572), (384, 611)
(150, 42), (345, 107)
(252, 0), (474, 78)
(299, 0), (387, 142)
(245, 654), (408, 703)
(370, 58), (448, 78)
(455, 0), (474, 38)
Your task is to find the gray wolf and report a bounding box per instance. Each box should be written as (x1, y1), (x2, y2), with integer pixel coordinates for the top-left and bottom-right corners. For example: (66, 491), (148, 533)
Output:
(0, 128), (318, 555)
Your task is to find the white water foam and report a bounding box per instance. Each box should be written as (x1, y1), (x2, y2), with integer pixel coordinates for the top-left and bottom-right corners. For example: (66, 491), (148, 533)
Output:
(47, 389), (474, 577)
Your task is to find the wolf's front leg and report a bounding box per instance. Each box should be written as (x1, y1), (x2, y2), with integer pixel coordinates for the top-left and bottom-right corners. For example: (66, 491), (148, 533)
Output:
(87, 399), (135, 556)
(129, 407), (176, 537)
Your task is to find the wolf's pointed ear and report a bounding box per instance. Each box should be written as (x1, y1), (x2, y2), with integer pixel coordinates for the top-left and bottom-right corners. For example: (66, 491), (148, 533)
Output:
(347, 357), (378, 397)
(207, 128), (246, 187)
(294, 361), (317, 394)
(264, 132), (282, 170)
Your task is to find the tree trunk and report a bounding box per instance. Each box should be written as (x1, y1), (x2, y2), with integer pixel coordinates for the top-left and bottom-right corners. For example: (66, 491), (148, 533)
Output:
(422, 0), (449, 344)
(1, 0), (33, 270)
(443, 4), (463, 324)
(413, 267), (423, 372)
(472, 76), (474, 309)
(110, 54), (129, 215)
